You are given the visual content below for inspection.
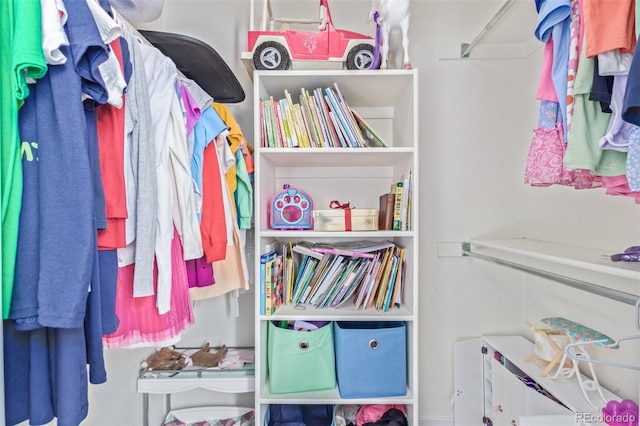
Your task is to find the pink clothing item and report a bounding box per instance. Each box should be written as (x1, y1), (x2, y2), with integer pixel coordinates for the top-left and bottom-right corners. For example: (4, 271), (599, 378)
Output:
(102, 228), (194, 348)
(525, 121), (573, 186)
(571, 169), (602, 190)
(356, 405), (407, 426)
(601, 175), (640, 203)
(179, 83), (202, 135)
(537, 40), (559, 102)
(525, 120), (601, 189)
(186, 255), (215, 288)
(565, 0), (581, 134)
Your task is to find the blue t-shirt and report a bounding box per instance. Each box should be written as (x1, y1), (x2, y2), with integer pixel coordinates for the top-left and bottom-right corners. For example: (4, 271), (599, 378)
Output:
(191, 104), (227, 219)
(12, 12), (103, 329)
(535, 0), (571, 140)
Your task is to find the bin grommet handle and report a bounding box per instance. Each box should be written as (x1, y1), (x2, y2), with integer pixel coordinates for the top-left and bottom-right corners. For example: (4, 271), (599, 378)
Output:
(369, 339), (379, 350)
(299, 341), (309, 350)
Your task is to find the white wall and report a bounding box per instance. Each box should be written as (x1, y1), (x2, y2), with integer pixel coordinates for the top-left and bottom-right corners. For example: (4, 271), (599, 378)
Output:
(83, 1), (640, 425)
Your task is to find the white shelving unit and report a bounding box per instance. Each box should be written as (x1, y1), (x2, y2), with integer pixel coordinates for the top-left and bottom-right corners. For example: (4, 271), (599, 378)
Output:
(253, 69), (419, 425)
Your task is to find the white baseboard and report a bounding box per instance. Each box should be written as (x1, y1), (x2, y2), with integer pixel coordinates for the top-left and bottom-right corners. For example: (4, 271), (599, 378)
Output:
(418, 416), (455, 426)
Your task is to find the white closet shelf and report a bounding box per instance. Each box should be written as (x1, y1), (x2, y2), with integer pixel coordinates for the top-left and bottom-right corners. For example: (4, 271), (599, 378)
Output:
(259, 230), (415, 239)
(258, 148), (415, 168)
(464, 238), (640, 312)
(468, 238), (640, 281)
(259, 303), (414, 321)
(259, 382), (414, 405)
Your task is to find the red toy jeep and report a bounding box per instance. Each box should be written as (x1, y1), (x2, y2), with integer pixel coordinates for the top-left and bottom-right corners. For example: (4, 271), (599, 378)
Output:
(242, 0), (379, 71)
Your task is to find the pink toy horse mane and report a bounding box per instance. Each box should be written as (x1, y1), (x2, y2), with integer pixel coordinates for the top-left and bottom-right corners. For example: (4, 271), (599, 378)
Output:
(369, 0), (412, 69)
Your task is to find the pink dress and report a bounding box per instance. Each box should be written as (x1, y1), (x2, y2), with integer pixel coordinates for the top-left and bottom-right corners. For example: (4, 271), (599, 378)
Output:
(103, 228), (194, 348)
(525, 120), (574, 187)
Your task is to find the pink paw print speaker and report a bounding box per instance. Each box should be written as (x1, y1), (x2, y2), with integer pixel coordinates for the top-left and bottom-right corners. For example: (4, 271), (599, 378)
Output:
(269, 184), (313, 230)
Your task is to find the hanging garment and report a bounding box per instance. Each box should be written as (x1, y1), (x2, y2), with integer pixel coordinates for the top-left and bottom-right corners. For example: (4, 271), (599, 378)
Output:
(589, 58), (614, 113)
(40, 0), (69, 65)
(168, 86), (203, 263)
(190, 167), (249, 300)
(601, 174), (640, 203)
(186, 255), (215, 288)
(139, 41), (177, 306)
(103, 228), (194, 349)
(535, 0), (571, 139)
(4, 324), (90, 426)
(179, 82), (201, 136)
(199, 133), (228, 263)
(11, 0), (108, 329)
(190, 133), (249, 300)
(191, 104), (228, 221)
(565, 0), (581, 135)
(599, 75), (633, 152)
(235, 143), (253, 229)
(118, 29), (158, 297)
(1, 0), (47, 319)
(626, 126), (640, 192)
(525, 120), (574, 187)
(565, 34), (626, 179)
(97, 37), (129, 250)
(582, 0), (636, 58)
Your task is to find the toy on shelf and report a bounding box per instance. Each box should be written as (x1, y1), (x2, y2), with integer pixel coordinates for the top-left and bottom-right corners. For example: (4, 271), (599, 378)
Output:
(540, 317), (617, 409)
(523, 321), (572, 377)
(242, 0), (379, 71)
(369, 0), (412, 69)
(269, 184), (313, 230)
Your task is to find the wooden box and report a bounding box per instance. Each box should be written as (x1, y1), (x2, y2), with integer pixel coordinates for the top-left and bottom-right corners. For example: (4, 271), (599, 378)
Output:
(313, 209), (378, 232)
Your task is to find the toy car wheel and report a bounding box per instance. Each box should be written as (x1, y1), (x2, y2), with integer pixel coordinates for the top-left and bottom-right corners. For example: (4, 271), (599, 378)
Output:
(253, 41), (291, 70)
(346, 44), (378, 70)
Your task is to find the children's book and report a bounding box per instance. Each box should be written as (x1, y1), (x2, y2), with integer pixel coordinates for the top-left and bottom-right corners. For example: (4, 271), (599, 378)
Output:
(351, 109), (388, 147)
(260, 251), (277, 315)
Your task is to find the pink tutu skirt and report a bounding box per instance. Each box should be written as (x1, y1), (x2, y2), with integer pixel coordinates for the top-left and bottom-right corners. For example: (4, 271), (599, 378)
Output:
(103, 228), (194, 349)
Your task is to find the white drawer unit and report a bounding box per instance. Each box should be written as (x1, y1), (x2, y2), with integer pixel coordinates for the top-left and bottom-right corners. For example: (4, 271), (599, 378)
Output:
(454, 336), (622, 426)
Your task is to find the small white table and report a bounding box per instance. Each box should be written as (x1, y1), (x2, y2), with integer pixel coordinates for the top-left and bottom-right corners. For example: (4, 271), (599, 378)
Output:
(137, 347), (255, 426)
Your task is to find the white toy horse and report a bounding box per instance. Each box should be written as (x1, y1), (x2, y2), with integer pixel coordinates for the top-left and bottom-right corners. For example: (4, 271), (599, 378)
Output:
(369, 0), (412, 69)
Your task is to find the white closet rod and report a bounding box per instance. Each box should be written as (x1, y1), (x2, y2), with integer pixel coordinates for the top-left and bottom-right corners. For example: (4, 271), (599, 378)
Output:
(461, 242), (640, 308)
(460, 0), (517, 58)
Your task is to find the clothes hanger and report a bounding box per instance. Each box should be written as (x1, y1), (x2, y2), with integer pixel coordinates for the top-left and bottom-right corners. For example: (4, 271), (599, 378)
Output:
(565, 335), (640, 371)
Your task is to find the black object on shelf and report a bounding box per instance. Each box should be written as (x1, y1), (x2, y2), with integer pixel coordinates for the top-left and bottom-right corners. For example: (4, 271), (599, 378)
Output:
(139, 30), (245, 103)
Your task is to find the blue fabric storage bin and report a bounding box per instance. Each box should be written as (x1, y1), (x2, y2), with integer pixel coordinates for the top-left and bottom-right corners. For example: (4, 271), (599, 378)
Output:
(267, 321), (336, 394)
(334, 321), (407, 398)
(264, 405), (335, 426)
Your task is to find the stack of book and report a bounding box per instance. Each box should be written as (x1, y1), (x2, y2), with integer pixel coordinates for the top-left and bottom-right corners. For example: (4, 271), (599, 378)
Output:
(259, 83), (388, 149)
(260, 240), (405, 315)
(379, 170), (412, 231)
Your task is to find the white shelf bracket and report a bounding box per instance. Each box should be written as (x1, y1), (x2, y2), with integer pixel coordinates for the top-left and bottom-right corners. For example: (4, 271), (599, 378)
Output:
(460, 0), (517, 58)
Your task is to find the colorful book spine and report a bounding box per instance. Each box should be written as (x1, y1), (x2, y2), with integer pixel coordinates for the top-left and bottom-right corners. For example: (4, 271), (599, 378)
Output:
(392, 182), (404, 231)
(264, 256), (273, 315)
(260, 251), (276, 314)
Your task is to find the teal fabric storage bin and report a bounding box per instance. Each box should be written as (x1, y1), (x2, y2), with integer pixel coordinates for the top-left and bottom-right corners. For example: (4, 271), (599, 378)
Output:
(267, 321), (336, 394)
(334, 321), (407, 398)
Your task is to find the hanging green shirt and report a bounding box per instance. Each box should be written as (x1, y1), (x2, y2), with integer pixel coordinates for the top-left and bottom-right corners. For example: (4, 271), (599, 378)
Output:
(1, 0), (47, 318)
